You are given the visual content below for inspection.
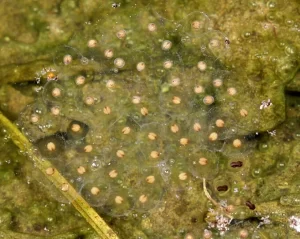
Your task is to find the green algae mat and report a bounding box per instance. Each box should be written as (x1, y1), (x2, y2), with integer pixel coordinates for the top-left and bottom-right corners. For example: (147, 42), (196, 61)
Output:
(0, 0), (299, 238)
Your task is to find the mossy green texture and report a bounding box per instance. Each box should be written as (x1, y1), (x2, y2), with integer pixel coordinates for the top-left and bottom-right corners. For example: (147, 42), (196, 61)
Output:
(0, 0), (300, 238)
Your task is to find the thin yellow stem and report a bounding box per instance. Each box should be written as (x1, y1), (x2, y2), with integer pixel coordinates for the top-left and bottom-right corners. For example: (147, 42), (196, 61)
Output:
(0, 112), (119, 239)
(203, 178), (220, 208)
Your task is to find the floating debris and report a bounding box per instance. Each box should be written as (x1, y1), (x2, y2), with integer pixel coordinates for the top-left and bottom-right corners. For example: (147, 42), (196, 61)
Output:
(260, 99), (273, 110)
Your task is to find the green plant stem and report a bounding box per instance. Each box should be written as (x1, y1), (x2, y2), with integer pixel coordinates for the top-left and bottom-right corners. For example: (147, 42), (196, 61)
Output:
(0, 112), (119, 239)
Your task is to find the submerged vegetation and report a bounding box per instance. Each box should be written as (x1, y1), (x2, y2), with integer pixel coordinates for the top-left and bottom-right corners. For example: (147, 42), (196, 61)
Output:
(0, 0), (299, 238)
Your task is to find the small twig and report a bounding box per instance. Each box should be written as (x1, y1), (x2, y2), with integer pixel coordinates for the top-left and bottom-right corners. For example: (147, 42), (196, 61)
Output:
(0, 112), (119, 239)
(203, 178), (220, 208)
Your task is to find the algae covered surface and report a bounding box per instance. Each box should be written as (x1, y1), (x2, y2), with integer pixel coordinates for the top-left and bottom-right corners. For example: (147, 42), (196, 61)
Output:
(0, 0), (299, 238)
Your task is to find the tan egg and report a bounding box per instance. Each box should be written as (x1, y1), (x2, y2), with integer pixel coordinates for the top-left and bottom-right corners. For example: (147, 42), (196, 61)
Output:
(146, 175), (155, 184)
(215, 119), (225, 128)
(148, 23), (157, 32)
(106, 80), (115, 89)
(213, 78), (223, 87)
(47, 142), (56, 152)
(148, 132), (157, 140)
(87, 39), (97, 48)
(61, 183), (69, 192)
(180, 138), (189, 146)
(71, 123), (81, 132)
(122, 127), (131, 135)
(77, 166), (86, 175)
(109, 169), (118, 178)
(115, 196), (124, 204)
(171, 78), (180, 87)
(185, 233), (195, 239)
(46, 72), (57, 81)
(171, 124), (179, 133)
(150, 151), (160, 159)
(46, 167), (55, 175)
(51, 106), (60, 116)
(91, 186), (100, 195)
(193, 122), (201, 132)
(140, 107), (148, 116)
(199, 157), (208, 165)
(227, 87), (237, 95)
(63, 55), (72, 65)
(179, 172), (188, 181)
(239, 229), (249, 239)
(30, 114), (39, 123)
(116, 29), (126, 39)
(191, 20), (201, 29)
(197, 61), (207, 71)
(85, 96), (95, 105)
(226, 204), (235, 213)
(103, 106), (111, 115)
(233, 139), (242, 148)
(84, 145), (93, 153)
(104, 49), (114, 59)
(162, 40), (172, 50)
(240, 109), (248, 117)
(75, 75), (85, 85)
(139, 194), (148, 203)
(114, 58), (125, 68)
(209, 39), (220, 48)
(208, 132), (218, 141)
(132, 96), (141, 104)
(116, 150), (125, 158)
(52, 88), (61, 98)
(136, 62), (146, 71)
(203, 229), (212, 239)
(172, 96), (181, 104)
(203, 95), (214, 105)
(194, 85), (204, 94)
(163, 60), (173, 69)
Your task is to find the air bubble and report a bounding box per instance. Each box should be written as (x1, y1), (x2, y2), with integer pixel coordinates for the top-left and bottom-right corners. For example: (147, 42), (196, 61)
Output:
(90, 159), (102, 171)
(80, 57), (89, 65)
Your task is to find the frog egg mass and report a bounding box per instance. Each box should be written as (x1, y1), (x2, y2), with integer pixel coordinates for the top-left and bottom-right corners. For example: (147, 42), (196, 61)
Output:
(16, 9), (293, 237)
